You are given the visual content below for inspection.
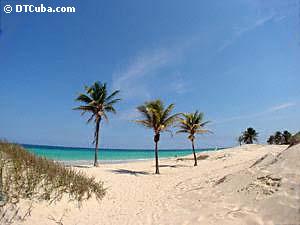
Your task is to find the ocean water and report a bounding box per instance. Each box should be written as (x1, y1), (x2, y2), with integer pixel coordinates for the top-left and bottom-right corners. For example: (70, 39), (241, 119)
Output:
(23, 144), (218, 164)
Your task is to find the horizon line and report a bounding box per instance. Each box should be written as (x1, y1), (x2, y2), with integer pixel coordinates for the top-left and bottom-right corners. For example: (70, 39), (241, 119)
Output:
(21, 142), (228, 151)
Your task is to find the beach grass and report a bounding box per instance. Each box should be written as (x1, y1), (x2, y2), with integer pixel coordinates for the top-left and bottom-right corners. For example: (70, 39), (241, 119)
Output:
(0, 141), (105, 224)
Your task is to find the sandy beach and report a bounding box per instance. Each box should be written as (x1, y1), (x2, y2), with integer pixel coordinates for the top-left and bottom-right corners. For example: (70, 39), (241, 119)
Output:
(17, 144), (300, 225)
(2, 1), (299, 224)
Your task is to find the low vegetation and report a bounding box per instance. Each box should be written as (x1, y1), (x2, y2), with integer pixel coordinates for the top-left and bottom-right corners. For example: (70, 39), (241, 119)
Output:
(0, 141), (105, 224)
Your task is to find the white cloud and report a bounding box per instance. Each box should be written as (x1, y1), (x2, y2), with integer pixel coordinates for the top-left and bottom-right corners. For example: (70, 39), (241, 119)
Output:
(268, 102), (296, 112)
(112, 39), (195, 100)
(113, 49), (172, 88)
(111, 47), (182, 122)
(219, 14), (275, 52)
(112, 48), (176, 100)
(236, 14), (274, 35)
(215, 102), (296, 124)
(218, 0), (299, 52)
(110, 39), (196, 122)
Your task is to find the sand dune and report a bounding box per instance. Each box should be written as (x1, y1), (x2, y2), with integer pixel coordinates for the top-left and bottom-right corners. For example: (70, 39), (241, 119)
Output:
(18, 144), (300, 225)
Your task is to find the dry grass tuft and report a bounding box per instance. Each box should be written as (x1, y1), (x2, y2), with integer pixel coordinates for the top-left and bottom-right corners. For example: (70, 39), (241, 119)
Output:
(0, 141), (105, 224)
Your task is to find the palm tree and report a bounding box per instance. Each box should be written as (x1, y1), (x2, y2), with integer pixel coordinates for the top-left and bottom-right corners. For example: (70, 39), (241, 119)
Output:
(282, 130), (292, 145)
(239, 127), (258, 144)
(177, 111), (211, 166)
(274, 131), (283, 145)
(136, 100), (179, 174)
(74, 82), (121, 166)
(267, 135), (275, 145)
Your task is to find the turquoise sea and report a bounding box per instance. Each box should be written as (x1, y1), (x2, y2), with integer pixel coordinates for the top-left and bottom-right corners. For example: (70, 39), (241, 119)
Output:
(23, 144), (219, 164)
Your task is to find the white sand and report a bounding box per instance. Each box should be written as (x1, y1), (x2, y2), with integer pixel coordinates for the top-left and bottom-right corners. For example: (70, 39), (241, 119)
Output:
(18, 144), (300, 225)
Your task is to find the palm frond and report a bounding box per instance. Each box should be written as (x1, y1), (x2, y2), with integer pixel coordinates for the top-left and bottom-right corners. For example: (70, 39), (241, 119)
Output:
(161, 104), (175, 122)
(136, 105), (152, 122)
(87, 114), (95, 124)
(135, 120), (153, 128)
(102, 112), (109, 121)
(196, 129), (212, 134)
(105, 90), (121, 102)
(199, 121), (211, 127)
(104, 105), (117, 114)
(135, 100), (177, 133)
(74, 82), (121, 125)
(75, 94), (93, 104)
(176, 110), (211, 139)
(106, 98), (122, 106)
(73, 105), (95, 112)
(162, 113), (180, 130)
(176, 129), (189, 134)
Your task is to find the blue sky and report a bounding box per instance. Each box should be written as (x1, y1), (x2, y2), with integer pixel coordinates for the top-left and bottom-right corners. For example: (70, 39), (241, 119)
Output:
(0, 0), (299, 149)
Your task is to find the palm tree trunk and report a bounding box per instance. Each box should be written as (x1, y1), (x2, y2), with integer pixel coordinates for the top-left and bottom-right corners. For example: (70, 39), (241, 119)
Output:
(192, 140), (197, 166)
(154, 141), (159, 174)
(94, 119), (101, 167)
(154, 133), (160, 174)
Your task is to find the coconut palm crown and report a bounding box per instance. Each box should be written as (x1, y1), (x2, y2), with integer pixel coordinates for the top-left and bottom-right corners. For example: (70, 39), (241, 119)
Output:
(74, 82), (121, 166)
(239, 127), (258, 144)
(177, 111), (211, 166)
(136, 99), (179, 174)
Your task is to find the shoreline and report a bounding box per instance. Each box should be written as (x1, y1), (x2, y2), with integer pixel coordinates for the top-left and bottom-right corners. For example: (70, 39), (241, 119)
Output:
(56, 148), (226, 166)
(26, 147), (226, 166)
(61, 158), (154, 167)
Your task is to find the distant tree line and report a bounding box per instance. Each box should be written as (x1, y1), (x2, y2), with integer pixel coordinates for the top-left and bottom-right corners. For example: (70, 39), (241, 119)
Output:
(267, 131), (292, 145)
(238, 128), (297, 146)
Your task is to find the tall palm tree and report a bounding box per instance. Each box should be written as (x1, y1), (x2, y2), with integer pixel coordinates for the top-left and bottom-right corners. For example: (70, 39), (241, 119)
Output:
(74, 82), (121, 166)
(177, 111), (211, 166)
(136, 100), (179, 174)
(240, 127), (258, 144)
